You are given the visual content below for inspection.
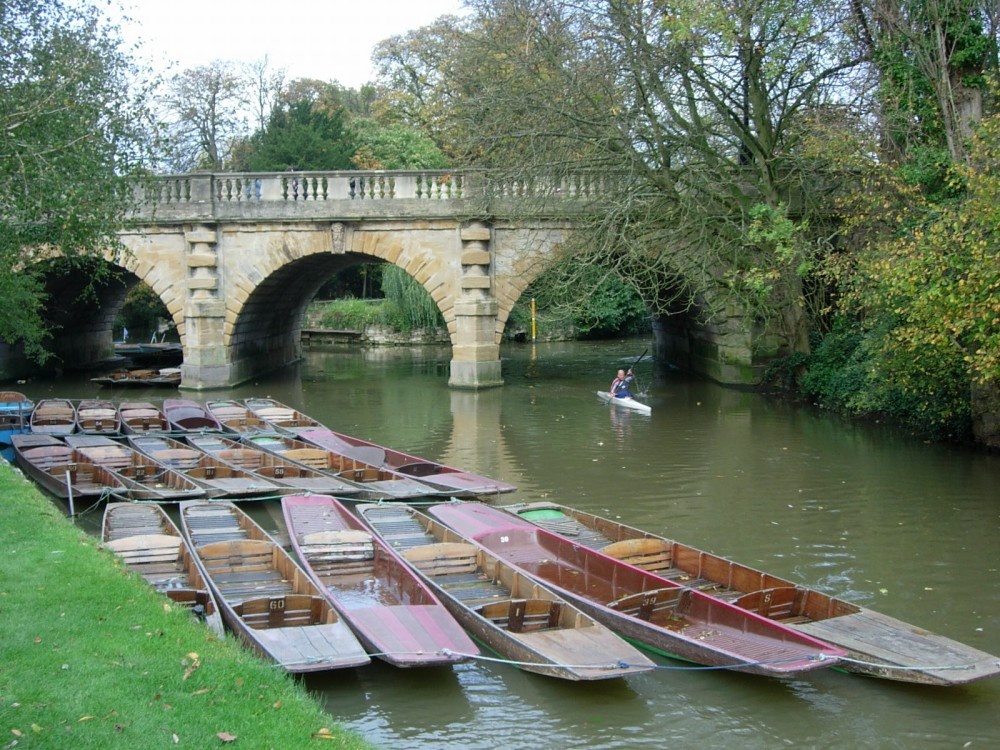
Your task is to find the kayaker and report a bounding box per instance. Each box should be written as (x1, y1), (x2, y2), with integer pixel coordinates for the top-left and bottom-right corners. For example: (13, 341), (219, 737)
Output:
(610, 369), (625, 393)
(610, 368), (635, 398)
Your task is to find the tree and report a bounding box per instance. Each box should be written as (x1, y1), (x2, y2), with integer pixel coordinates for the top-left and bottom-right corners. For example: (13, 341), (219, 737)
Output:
(162, 60), (248, 171)
(853, 0), (990, 165)
(0, 0), (157, 362)
(378, 0), (867, 357)
(243, 56), (286, 132)
(238, 98), (355, 171)
(349, 120), (449, 169)
(371, 16), (472, 158)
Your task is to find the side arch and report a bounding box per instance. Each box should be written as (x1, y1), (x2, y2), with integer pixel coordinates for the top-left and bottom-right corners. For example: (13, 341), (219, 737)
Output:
(115, 236), (187, 347)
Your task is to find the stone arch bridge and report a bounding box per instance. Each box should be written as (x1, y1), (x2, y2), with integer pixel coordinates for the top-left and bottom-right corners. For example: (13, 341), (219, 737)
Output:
(12, 171), (763, 389)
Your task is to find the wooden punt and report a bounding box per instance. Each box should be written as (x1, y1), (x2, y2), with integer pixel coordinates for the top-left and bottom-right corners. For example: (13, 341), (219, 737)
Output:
(427, 502), (846, 678)
(296, 427), (518, 498)
(243, 397), (323, 432)
(179, 501), (370, 672)
(29, 398), (76, 436)
(282, 494), (477, 667)
(185, 434), (363, 498)
(76, 399), (121, 435)
(101, 502), (224, 636)
(118, 401), (172, 435)
(0, 391), (33, 462)
(357, 502), (656, 681)
(10, 433), (128, 500)
(128, 434), (286, 499)
(501, 501), (1000, 686)
(63, 435), (206, 502)
(246, 433), (441, 501)
(205, 400), (273, 436)
(163, 398), (226, 433)
(91, 368), (181, 388)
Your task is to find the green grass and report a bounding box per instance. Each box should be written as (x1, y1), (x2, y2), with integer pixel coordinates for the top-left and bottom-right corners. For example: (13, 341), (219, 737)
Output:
(0, 462), (373, 749)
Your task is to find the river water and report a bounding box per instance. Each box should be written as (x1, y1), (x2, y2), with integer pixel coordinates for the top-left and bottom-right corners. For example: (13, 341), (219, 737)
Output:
(21, 339), (1000, 748)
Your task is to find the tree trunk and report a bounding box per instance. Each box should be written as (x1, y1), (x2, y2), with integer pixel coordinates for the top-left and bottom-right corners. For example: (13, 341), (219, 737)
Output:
(971, 380), (1000, 450)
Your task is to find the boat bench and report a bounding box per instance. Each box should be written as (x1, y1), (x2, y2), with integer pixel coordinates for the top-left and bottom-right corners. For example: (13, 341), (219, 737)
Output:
(601, 539), (674, 574)
(733, 587), (810, 624)
(607, 587), (690, 622)
(475, 599), (562, 633)
(402, 542), (479, 578)
(218, 450), (264, 471)
(283, 448), (336, 471)
(150, 449), (204, 471)
(402, 543), (510, 602)
(197, 540), (283, 586)
(236, 594), (324, 629)
(302, 530), (376, 579)
(105, 534), (182, 567)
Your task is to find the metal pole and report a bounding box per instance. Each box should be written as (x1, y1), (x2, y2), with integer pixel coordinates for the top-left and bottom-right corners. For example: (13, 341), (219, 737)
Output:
(65, 470), (75, 518)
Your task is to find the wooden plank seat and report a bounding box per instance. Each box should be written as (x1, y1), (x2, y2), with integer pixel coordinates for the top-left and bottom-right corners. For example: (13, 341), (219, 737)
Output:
(235, 594), (325, 629)
(301, 530), (376, 579)
(607, 587), (690, 622)
(732, 587), (811, 624)
(148, 448), (205, 470)
(402, 542), (509, 604)
(218, 449), (263, 471)
(196, 540), (291, 600)
(255, 407), (297, 422)
(600, 538), (673, 573)
(403, 542), (479, 576)
(282, 448), (333, 470)
(474, 598), (563, 633)
(104, 533), (182, 566)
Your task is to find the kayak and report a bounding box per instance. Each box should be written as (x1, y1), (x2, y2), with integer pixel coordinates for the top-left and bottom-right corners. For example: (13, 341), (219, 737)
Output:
(596, 390), (651, 415)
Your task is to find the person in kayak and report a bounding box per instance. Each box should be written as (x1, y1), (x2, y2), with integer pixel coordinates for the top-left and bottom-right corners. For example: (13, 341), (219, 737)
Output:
(610, 368), (635, 398)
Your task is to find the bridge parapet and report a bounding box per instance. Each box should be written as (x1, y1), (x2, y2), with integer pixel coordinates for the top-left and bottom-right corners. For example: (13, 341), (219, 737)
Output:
(133, 170), (616, 223)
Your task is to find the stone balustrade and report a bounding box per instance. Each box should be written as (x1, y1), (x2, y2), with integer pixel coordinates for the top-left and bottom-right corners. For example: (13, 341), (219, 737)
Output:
(132, 170), (618, 222)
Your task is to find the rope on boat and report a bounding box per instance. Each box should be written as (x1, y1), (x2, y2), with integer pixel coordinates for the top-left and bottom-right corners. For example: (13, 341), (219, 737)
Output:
(355, 649), (838, 672)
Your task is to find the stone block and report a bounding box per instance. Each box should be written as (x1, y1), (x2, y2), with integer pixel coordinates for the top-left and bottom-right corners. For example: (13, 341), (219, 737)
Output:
(460, 226), (491, 242)
(461, 250), (491, 266)
(460, 276), (492, 290)
(187, 277), (218, 291)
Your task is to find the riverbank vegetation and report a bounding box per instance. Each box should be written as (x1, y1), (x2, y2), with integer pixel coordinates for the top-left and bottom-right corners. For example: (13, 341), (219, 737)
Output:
(366, 0), (1000, 446)
(0, 463), (371, 749)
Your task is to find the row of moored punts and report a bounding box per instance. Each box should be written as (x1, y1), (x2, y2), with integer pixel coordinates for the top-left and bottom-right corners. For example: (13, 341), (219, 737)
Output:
(5, 395), (516, 502)
(3, 391), (999, 687)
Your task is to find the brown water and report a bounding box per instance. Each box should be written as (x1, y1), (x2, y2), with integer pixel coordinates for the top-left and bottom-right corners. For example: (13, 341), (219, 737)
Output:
(22, 339), (1000, 749)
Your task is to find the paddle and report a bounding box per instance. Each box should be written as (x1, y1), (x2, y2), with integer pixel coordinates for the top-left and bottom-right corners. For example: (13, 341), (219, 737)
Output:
(629, 349), (649, 398)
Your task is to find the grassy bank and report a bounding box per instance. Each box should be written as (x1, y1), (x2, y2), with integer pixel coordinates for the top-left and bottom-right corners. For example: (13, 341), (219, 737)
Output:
(0, 462), (372, 750)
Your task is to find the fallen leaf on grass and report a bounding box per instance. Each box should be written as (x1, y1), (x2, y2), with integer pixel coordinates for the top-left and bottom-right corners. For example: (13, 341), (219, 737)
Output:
(182, 652), (201, 680)
(312, 728), (335, 740)
(217, 731), (237, 743)
(77, 716), (95, 722)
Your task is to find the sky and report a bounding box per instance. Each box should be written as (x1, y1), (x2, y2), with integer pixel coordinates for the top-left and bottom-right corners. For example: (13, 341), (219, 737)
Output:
(112, 0), (467, 89)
